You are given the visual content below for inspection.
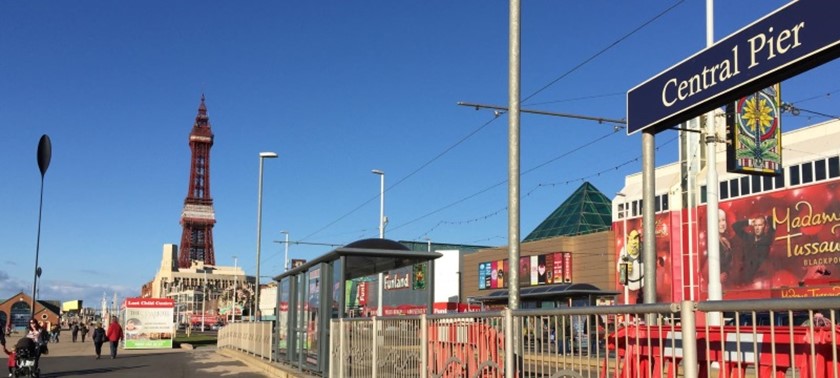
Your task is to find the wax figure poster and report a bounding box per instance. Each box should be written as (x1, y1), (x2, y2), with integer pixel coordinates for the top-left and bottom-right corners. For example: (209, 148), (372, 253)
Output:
(698, 180), (840, 299)
(123, 298), (174, 349)
(614, 213), (674, 304)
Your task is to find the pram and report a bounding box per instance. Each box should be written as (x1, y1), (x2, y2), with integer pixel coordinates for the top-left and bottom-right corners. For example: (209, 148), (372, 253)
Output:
(13, 338), (40, 378)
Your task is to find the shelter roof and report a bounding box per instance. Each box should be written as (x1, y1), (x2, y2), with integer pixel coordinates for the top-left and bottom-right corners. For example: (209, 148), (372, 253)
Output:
(273, 238), (442, 281)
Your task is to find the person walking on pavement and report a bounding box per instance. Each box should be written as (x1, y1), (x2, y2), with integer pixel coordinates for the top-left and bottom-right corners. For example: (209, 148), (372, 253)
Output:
(79, 323), (88, 343)
(92, 322), (106, 359)
(50, 323), (60, 343)
(105, 316), (123, 359)
(71, 322), (79, 343)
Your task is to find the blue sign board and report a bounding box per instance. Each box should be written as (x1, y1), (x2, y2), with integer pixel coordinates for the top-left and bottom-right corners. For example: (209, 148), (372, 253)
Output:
(627, 1), (840, 135)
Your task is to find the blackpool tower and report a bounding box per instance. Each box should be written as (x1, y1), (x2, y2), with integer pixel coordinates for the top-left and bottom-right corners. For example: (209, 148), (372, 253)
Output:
(178, 95), (217, 268)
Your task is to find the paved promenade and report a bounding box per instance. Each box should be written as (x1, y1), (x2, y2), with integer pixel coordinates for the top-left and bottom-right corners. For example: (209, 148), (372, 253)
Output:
(3, 337), (269, 377)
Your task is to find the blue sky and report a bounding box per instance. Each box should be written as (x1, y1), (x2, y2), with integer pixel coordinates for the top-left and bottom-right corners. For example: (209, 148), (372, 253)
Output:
(2, 1), (836, 308)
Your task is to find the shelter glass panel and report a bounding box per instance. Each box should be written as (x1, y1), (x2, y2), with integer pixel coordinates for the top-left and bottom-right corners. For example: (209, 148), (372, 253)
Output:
(277, 277), (290, 359)
(304, 268), (321, 369)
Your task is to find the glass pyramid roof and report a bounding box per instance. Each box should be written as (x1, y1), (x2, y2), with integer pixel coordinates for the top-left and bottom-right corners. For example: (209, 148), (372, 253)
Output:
(523, 181), (612, 242)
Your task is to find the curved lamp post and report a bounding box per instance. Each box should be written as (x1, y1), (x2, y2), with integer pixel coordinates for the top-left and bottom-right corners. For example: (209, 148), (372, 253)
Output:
(32, 134), (52, 317)
(371, 169), (385, 316)
(255, 151), (277, 321)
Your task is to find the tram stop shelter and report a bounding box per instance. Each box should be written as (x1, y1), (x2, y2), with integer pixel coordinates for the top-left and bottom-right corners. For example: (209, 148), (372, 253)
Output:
(271, 238), (442, 374)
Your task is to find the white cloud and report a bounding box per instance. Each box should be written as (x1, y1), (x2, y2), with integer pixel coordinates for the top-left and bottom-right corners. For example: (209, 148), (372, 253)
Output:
(0, 271), (138, 310)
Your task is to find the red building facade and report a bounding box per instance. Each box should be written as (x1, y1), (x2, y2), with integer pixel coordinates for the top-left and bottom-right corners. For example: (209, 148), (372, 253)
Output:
(615, 121), (840, 304)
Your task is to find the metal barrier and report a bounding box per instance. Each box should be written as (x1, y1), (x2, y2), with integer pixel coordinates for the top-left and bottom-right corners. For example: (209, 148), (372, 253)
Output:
(217, 321), (274, 362)
(328, 297), (840, 377)
(218, 297), (840, 377)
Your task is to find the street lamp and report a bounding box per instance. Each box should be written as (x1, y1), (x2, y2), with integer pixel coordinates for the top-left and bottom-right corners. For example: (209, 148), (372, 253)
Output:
(231, 255), (238, 324)
(32, 135), (51, 318)
(201, 270), (207, 332)
(255, 151), (277, 321)
(281, 231), (290, 272)
(371, 170), (386, 238)
(371, 169), (385, 316)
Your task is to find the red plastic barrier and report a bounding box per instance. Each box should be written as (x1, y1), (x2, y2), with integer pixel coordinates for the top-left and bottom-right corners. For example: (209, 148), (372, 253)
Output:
(604, 324), (840, 378)
(427, 322), (506, 377)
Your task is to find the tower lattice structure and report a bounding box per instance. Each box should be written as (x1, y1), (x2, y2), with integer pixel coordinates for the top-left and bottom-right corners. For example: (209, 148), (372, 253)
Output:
(178, 95), (217, 268)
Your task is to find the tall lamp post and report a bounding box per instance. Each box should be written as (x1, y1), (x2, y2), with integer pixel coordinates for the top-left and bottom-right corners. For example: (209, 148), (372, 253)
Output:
(231, 255), (238, 324)
(255, 151), (277, 321)
(32, 135), (52, 317)
(201, 270), (207, 332)
(371, 169), (385, 316)
(281, 231), (290, 272)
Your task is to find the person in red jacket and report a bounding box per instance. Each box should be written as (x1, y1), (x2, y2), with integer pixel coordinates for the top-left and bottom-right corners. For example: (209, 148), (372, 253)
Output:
(3, 346), (14, 377)
(105, 316), (123, 359)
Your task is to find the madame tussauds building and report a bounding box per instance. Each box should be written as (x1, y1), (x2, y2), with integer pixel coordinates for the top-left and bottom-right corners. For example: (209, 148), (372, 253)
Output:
(462, 115), (840, 310)
(613, 115), (840, 305)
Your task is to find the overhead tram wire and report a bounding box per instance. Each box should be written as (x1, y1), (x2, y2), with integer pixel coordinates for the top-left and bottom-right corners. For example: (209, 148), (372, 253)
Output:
(300, 2), (685, 242)
(298, 115), (502, 242)
(393, 128), (622, 236)
(526, 92), (626, 107)
(520, 0), (685, 105)
(412, 135), (678, 240)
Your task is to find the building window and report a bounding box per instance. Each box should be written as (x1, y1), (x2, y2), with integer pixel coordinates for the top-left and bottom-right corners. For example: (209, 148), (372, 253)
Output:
(775, 171), (785, 189)
(790, 165), (800, 186)
(655, 195), (661, 212)
(802, 162), (813, 184)
(740, 176), (751, 196)
(719, 182), (729, 200)
(729, 179), (740, 198)
(763, 175), (774, 191)
(662, 194), (669, 211)
(829, 156), (840, 178)
(701, 185), (707, 203)
(752, 175), (762, 193)
(815, 159), (827, 181)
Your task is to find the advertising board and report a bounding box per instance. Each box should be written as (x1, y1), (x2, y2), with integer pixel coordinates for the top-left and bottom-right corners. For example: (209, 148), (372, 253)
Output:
(122, 298), (175, 349)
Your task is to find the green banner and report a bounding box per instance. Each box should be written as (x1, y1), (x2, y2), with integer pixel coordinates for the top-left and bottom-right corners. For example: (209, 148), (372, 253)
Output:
(125, 339), (173, 349)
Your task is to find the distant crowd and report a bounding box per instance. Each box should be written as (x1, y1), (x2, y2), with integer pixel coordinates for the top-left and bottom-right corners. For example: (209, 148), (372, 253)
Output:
(1, 316), (124, 376)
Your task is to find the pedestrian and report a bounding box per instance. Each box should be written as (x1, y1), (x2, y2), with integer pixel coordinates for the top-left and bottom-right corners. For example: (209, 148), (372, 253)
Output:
(71, 322), (79, 343)
(25, 318), (46, 371)
(79, 323), (88, 343)
(105, 316), (123, 359)
(92, 322), (106, 359)
(3, 346), (14, 378)
(52, 324), (60, 343)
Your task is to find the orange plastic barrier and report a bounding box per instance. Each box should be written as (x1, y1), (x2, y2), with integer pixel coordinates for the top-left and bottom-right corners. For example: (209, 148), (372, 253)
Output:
(427, 322), (506, 377)
(604, 325), (840, 378)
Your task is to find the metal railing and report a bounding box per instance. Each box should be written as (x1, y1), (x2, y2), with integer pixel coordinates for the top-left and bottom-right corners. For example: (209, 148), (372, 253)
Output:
(327, 297), (840, 377)
(217, 321), (274, 362)
(217, 297), (840, 377)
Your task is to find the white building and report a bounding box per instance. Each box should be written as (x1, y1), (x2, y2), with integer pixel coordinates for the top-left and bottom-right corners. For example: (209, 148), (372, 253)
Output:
(146, 244), (254, 324)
